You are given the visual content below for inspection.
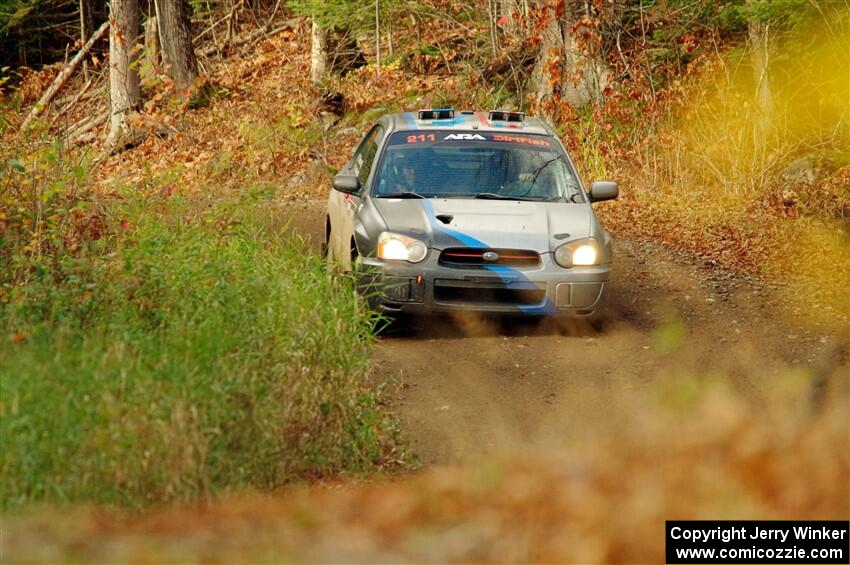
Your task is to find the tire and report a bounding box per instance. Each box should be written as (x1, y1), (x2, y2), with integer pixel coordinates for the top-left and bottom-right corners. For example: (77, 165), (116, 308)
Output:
(587, 301), (611, 332)
(322, 218), (332, 262)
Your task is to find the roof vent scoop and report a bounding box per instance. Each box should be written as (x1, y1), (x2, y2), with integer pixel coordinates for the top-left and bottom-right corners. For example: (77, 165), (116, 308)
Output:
(488, 110), (525, 123)
(418, 108), (455, 120)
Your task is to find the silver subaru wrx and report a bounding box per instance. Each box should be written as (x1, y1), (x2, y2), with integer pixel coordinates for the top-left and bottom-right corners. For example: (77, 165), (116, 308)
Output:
(324, 109), (619, 318)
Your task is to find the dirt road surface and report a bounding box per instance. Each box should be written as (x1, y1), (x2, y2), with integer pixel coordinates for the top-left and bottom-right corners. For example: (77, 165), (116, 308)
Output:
(285, 200), (848, 465)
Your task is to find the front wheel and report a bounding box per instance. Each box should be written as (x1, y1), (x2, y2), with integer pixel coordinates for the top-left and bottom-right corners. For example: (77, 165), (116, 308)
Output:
(322, 217), (333, 262)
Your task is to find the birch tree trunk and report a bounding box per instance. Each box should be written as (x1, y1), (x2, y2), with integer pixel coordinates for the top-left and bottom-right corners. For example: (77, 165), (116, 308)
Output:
(154, 0), (198, 95)
(106, 0), (141, 148)
(79, 0), (95, 79)
(143, 15), (160, 79)
(748, 18), (773, 137)
(374, 0), (381, 77)
(310, 20), (328, 85)
(486, 0), (498, 57)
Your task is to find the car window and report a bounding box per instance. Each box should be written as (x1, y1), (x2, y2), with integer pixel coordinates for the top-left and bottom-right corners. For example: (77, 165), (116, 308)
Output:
(373, 130), (584, 202)
(352, 125), (384, 187)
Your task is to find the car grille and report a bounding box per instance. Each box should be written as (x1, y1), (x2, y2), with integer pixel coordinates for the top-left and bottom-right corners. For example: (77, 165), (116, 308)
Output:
(433, 279), (546, 306)
(438, 247), (541, 268)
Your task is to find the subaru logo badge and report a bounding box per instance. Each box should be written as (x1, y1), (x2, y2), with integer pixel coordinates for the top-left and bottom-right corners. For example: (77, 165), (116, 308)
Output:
(482, 251), (499, 262)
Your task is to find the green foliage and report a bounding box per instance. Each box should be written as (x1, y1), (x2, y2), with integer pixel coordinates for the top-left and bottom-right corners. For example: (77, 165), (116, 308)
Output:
(0, 0), (34, 32)
(1, 140), (95, 301)
(0, 148), (403, 510)
(555, 110), (609, 182)
(287, 0), (378, 33)
(631, 0), (816, 38)
(286, 0), (421, 37)
(729, 0), (815, 29)
(0, 65), (22, 132)
(0, 0), (97, 68)
(239, 105), (323, 161)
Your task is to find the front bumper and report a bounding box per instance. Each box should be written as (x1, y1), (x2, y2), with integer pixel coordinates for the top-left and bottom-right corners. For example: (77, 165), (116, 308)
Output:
(357, 251), (610, 316)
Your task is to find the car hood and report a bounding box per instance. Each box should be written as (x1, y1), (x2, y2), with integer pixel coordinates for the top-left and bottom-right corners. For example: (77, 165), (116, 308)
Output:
(370, 198), (591, 252)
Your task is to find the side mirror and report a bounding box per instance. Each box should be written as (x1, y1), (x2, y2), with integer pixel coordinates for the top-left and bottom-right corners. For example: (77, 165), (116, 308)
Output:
(590, 181), (619, 202)
(333, 174), (361, 194)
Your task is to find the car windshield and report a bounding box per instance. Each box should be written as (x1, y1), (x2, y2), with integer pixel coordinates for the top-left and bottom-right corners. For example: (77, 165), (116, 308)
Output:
(373, 131), (585, 202)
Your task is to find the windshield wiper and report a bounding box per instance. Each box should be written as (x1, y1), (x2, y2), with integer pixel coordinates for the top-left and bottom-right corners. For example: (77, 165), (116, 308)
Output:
(501, 154), (571, 201)
(377, 191), (426, 199)
(526, 155), (566, 191)
(474, 192), (542, 202)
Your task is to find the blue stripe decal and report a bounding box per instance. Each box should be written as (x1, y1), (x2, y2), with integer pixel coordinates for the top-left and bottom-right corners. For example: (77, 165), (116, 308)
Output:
(430, 117), (465, 126)
(420, 199), (557, 314)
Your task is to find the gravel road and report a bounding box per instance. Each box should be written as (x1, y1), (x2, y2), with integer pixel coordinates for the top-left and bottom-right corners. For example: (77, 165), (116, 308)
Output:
(285, 199), (848, 465)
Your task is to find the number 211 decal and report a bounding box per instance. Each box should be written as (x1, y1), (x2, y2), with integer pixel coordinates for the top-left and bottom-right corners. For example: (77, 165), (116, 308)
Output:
(406, 133), (436, 143)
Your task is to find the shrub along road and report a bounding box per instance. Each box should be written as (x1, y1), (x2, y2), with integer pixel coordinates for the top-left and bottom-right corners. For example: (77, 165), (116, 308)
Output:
(289, 200), (848, 465)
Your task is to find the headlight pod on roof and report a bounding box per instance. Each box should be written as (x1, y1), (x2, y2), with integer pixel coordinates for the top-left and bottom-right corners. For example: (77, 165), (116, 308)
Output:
(377, 232), (428, 263)
(553, 238), (600, 268)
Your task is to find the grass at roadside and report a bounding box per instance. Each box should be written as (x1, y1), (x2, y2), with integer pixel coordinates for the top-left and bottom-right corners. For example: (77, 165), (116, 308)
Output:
(1, 176), (404, 510)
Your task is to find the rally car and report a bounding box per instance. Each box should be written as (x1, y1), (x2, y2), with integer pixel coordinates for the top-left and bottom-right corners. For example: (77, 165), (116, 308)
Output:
(324, 109), (618, 317)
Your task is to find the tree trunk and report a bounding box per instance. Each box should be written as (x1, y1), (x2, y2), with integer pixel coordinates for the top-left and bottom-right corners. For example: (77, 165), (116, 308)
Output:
(530, 1), (609, 117)
(80, 0), (95, 79)
(106, 0), (141, 148)
(310, 20), (328, 85)
(530, 4), (561, 120)
(486, 0), (498, 57)
(562, 28), (609, 107)
(142, 16), (160, 82)
(748, 18), (773, 137)
(374, 0), (381, 77)
(154, 0), (198, 95)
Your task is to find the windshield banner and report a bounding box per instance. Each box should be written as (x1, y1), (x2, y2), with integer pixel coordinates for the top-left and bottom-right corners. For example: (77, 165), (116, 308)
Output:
(389, 131), (553, 147)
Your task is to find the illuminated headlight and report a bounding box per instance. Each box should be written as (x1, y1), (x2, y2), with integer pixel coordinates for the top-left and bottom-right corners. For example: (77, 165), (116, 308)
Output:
(553, 238), (600, 267)
(377, 232), (428, 263)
